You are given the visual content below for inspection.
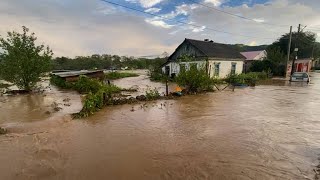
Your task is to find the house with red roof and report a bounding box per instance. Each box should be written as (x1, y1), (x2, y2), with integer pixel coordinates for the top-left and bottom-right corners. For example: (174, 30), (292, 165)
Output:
(240, 50), (267, 73)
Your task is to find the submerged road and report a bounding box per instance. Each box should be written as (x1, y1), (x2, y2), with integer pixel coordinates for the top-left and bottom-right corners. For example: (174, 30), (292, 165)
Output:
(1, 72), (320, 179)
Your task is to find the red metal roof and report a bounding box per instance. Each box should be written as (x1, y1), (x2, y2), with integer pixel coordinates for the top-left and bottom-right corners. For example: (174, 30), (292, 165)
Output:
(240, 51), (265, 60)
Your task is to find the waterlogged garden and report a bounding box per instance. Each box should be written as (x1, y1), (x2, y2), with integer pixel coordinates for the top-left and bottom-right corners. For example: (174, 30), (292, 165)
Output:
(47, 68), (269, 119)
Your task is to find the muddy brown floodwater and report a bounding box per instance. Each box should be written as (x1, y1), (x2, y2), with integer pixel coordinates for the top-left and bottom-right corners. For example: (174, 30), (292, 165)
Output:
(1, 72), (320, 180)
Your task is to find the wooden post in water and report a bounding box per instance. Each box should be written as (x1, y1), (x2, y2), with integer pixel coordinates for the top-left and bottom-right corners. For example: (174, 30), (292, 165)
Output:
(166, 80), (169, 96)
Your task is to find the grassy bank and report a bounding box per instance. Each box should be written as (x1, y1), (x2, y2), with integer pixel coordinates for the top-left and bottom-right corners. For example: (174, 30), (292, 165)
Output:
(105, 71), (139, 80)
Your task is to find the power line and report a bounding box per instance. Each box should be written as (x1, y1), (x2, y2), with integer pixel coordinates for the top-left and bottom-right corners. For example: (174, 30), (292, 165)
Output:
(100, 0), (277, 40)
(186, 0), (290, 28)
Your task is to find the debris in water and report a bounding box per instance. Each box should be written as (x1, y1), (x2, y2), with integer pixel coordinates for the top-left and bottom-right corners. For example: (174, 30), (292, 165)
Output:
(51, 102), (62, 112)
(63, 98), (71, 102)
(0, 127), (7, 135)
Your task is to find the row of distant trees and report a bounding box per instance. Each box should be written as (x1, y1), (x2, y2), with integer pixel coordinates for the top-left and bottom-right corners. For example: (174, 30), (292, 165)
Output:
(52, 55), (166, 71)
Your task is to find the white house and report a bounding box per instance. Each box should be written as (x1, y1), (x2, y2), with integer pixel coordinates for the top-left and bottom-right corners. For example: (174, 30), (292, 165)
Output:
(162, 38), (245, 78)
(240, 50), (267, 73)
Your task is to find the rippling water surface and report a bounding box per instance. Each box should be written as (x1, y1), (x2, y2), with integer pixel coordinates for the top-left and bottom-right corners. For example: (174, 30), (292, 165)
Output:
(1, 72), (320, 180)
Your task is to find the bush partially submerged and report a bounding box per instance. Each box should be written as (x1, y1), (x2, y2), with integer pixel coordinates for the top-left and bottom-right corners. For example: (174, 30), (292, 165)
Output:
(225, 72), (268, 86)
(145, 88), (160, 100)
(51, 75), (122, 118)
(175, 67), (215, 93)
(148, 69), (168, 82)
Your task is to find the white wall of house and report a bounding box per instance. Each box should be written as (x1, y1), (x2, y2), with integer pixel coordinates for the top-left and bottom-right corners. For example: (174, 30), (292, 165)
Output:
(162, 61), (206, 75)
(208, 59), (243, 78)
(162, 59), (243, 78)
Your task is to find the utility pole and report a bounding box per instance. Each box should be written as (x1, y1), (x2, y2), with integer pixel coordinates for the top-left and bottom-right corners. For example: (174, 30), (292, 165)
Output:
(311, 39), (316, 59)
(286, 26), (292, 79)
(291, 24), (301, 75)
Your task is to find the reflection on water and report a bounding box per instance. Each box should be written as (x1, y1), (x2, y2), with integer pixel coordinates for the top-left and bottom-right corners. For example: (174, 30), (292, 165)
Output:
(1, 72), (320, 179)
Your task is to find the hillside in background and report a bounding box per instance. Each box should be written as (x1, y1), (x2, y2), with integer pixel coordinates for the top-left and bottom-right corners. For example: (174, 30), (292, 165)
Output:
(234, 44), (269, 52)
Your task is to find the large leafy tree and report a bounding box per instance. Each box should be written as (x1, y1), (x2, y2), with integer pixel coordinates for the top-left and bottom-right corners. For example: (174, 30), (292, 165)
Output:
(268, 31), (318, 59)
(0, 26), (53, 91)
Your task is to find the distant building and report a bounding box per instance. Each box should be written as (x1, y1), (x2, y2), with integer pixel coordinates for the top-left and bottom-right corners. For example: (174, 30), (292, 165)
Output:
(52, 70), (105, 82)
(294, 59), (312, 73)
(240, 50), (267, 73)
(162, 38), (245, 78)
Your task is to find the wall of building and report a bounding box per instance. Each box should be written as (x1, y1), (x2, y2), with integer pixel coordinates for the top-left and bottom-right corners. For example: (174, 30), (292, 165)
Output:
(253, 51), (267, 60)
(162, 59), (243, 78)
(208, 59), (243, 78)
(162, 61), (206, 77)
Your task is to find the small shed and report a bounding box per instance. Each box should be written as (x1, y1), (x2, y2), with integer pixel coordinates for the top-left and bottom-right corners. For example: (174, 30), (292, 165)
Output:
(51, 70), (104, 82)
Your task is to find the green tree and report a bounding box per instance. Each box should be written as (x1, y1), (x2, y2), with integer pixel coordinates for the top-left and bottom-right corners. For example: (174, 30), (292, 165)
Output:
(0, 26), (53, 91)
(269, 31), (318, 59)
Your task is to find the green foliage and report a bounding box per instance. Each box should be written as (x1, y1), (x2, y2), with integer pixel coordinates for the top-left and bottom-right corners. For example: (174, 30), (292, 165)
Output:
(52, 55), (167, 71)
(250, 47), (286, 76)
(105, 72), (139, 80)
(50, 75), (122, 118)
(250, 60), (285, 76)
(0, 26), (53, 91)
(268, 31), (318, 59)
(266, 47), (286, 64)
(226, 72), (268, 86)
(50, 75), (71, 89)
(175, 66), (214, 93)
(145, 88), (160, 100)
(148, 68), (168, 82)
(73, 76), (103, 94)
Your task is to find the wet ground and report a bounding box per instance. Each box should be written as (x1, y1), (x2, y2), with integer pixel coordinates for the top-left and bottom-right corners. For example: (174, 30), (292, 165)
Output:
(1, 72), (320, 179)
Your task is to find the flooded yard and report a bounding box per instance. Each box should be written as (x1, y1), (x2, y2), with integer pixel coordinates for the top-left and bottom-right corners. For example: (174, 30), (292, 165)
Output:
(1, 72), (320, 179)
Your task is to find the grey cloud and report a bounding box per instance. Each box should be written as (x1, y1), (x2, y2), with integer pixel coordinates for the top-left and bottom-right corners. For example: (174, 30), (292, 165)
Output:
(0, 0), (319, 57)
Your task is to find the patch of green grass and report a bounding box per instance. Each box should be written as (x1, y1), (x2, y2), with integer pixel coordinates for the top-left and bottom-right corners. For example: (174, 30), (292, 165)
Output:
(105, 72), (139, 80)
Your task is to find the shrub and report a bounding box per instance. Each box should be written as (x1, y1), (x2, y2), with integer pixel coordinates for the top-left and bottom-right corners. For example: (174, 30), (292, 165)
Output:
(50, 75), (123, 118)
(50, 75), (71, 89)
(105, 72), (139, 80)
(145, 88), (160, 100)
(225, 72), (268, 86)
(73, 76), (103, 94)
(250, 60), (285, 76)
(148, 67), (168, 82)
(175, 67), (214, 93)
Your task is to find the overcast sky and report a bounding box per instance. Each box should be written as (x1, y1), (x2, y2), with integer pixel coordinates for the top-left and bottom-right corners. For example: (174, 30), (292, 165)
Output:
(0, 0), (320, 57)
